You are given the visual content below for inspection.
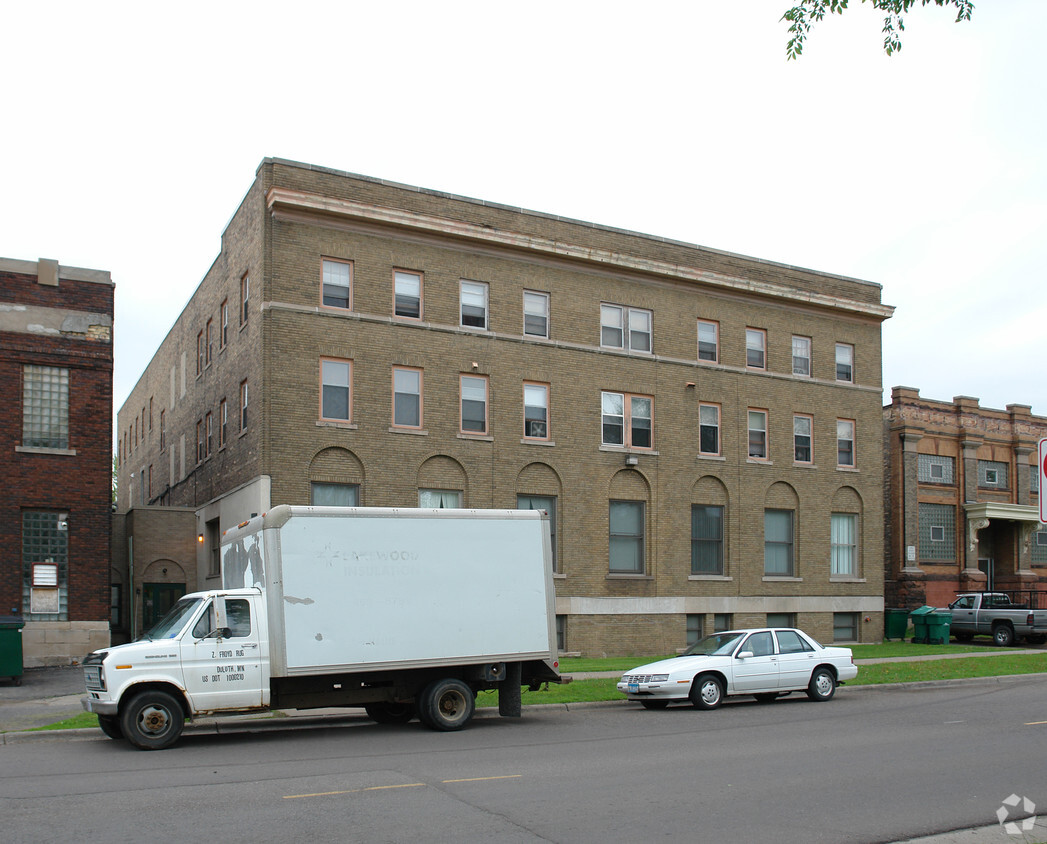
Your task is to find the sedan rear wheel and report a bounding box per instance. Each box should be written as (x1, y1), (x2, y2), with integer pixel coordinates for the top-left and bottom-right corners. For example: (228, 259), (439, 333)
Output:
(689, 674), (724, 710)
(806, 667), (836, 702)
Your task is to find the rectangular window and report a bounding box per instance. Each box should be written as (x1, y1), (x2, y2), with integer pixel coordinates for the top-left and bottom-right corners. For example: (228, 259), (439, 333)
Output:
(205, 411), (213, 457)
(686, 614), (704, 646)
(767, 612), (796, 629)
(748, 409), (768, 459)
(919, 502), (956, 561)
(833, 612), (859, 643)
(792, 336), (811, 377)
(1031, 530), (1047, 566)
(691, 504), (724, 575)
(159, 409), (166, 452)
(601, 391), (653, 449)
(240, 274), (250, 326)
(460, 280), (489, 329)
(764, 509), (794, 576)
(746, 328), (766, 369)
(518, 494), (557, 572)
(22, 365), (69, 449)
(460, 375), (488, 434)
(196, 420), (204, 463)
(206, 518), (221, 577)
(394, 270), (422, 319)
(918, 454), (955, 484)
(218, 400), (227, 448)
(311, 482), (359, 506)
(322, 259), (352, 309)
(836, 343), (853, 382)
(601, 304), (652, 352)
(205, 319), (213, 366)
(392, 367), (422, 428)
(831, 513), (858, 576)
(794, 415), (813, 464)
(699, 403), (720, 456)
(419, 489), (461, 508)
(239, 380), (248, 432)
(523, 382), (549, 440)
(22, 511), (69, 620)
(609, 500), (645, 574)
(523, 290), (550, 338)
(837, 419), (855, 467)
(196, 331), (204, 376)
(697, 320), (719, 363)
(320, 358), (352, 421)
(713, 613), (733, 633)
(220, 300), (229, 348)
(978, 460), (1009, 489)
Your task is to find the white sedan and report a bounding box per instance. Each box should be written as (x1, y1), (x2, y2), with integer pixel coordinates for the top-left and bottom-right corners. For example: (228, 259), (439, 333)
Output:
(617, 628), (858, 710)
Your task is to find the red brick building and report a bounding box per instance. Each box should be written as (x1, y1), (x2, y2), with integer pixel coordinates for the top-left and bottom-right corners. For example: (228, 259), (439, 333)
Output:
(884, 387), (1047, 610)
(0, 257), (114, 665)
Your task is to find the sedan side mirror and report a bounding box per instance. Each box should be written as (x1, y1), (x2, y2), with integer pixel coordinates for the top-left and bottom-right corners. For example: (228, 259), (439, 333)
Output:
(736, 651), (754, 660)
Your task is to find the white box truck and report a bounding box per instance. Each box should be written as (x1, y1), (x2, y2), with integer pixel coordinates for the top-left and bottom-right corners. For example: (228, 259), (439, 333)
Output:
(82, 506), (562, 749)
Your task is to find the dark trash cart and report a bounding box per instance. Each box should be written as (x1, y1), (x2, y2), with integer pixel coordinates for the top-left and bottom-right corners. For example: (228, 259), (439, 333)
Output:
(0, 616), (26, 685)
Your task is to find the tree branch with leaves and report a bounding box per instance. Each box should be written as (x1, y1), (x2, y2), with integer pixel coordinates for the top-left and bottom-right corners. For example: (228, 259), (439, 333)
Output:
(782, 0), (974, 59)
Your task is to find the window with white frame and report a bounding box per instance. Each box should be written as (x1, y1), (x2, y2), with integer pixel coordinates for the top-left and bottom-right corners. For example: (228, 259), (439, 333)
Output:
(220, 299), (229, 347)
(239, 378), (248, 432)
(419, 489), (461, 508)
(240, 274), (250, 326)
(792, 336), (811, 377)
(835, 343), (854, 382)
(691, 504), (724, 575)
(609, 500), (645, 573)
(523, 382), (549, 440)
(392, 367), (422, 428)
(697, 320), (719, 363)
(22, 365), (69, 449)
(699, 403), (720, 455)
(518, 494), (557, 571)
(322, 259), (352, 309)
(764, 509), (795, 576)
(837, 419), (855, 467)
(746, 328), (766, 369)
(460, 280), (489, 329)
(601, 304), (651, 352)
(794, 415), (813, 463)
(320, 358), (352, 421)
(523, 290), (550, 338)
(748, 409), (768, 459)
(393, 270), (422, 319)
(601, 392), (652, 448)
(460, 375), (488, 434)
(831, 513), (858, 576)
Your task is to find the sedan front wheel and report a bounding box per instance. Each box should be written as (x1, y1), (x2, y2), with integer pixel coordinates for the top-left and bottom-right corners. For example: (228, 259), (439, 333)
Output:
(689, 674), (724, 710)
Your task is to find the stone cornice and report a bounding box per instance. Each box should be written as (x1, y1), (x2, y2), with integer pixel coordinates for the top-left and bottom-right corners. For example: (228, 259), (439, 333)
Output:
(266, 187), (895, 322)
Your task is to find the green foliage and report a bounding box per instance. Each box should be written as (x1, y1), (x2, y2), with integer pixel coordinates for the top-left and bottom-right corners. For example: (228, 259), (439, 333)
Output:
(781, 0), (975, 59)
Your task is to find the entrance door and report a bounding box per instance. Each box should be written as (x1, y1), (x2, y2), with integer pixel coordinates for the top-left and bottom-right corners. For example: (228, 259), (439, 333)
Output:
(978, 558), (995, 591)
(142, 583), (186, 631)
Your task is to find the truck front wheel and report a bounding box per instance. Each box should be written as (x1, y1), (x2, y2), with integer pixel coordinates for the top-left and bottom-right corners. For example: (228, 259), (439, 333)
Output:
(418, 678), (475, 731)
(121, 690), (185, 750)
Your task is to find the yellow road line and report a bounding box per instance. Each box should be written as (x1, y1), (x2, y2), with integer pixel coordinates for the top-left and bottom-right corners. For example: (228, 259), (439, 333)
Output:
(1025, 720), (1047, 726)
(284, 776), (520, 799)
(442, 775), (522, 783)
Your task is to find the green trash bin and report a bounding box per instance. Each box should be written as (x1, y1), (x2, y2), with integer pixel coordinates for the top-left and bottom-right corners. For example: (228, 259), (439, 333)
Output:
(910, 605), (935, 644)
(925, 611), (952, 645)
(0, 616), (25, 686)
(885, 609), (910, 641)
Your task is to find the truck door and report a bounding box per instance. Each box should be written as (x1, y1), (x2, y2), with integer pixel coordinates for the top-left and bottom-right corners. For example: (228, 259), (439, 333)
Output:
(182, 597), (263, 711)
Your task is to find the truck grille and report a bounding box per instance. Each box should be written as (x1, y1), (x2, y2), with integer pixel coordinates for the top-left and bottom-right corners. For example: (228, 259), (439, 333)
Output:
(84, 665), (104, 691)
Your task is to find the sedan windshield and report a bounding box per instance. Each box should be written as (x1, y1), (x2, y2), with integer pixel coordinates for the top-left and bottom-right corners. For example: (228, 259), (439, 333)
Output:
(683, 631), (746, 657)
(140, 596), (204, 641)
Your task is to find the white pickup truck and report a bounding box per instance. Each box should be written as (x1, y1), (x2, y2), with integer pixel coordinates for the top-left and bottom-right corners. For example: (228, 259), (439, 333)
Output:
(82, 506), (562, 749)
(947, 592), (1047, 647)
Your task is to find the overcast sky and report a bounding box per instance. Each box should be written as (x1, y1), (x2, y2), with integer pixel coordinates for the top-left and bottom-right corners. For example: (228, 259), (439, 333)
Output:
(4, 1), (1045, 421)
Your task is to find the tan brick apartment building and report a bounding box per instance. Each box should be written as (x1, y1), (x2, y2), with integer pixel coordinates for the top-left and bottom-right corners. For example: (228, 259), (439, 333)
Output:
(884, 388), (1047, 610)
(116, 159), (893, 654)
(1, 257), (113, 665)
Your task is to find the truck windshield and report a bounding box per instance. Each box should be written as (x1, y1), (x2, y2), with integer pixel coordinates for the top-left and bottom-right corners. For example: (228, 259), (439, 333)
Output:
(140, 596), (204, 640)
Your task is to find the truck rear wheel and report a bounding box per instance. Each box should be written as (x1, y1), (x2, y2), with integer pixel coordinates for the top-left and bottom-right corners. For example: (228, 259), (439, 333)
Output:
(364, 701), (416, 724)
(121, 690), (185, 750)
(418, 678), (475, 731)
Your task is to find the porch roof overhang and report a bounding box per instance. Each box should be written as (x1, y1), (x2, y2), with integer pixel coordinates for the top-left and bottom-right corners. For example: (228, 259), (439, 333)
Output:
(964, 502), (1043, 526)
